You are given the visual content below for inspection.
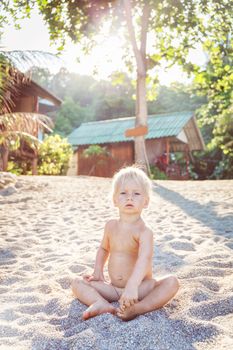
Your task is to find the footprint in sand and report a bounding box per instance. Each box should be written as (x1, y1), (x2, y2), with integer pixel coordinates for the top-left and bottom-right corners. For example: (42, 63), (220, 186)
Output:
(179, 235), (192, 241)
(0, 308), (19, 321)
(1, 276), (20, 286)
(14, 286), (34, 293)
(69, 264), (86, 274)
(38, 284), (52, 294)
(190, 296), (233, 320)
(17, 304), (44, 315)
(0, 249), (16, 261)
(199, 253), (230, 261)
(44, 298), (65, 316)
(192, 290), (210, 302)
(0, 259), (17, 266)
(0, 287), (9, 294)
(0, 325), (20, 337)
(189, 267), (226, 278)
(19, 264), (34, 271)
(56, 277), (71, 289)
(20, 253), (32, 259)
(170, 241), (195, 251)
(163, 234), (174, 241)
(5, 238), (17, 243)
(193, 238), (205, 245)
(197, 260), (233, 269)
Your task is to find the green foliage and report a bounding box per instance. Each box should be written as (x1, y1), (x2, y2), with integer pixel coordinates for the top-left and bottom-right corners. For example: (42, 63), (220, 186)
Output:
(31, 67), (199, 134)
(2, 0), (233, 176)
(83, 145), (108, 158)
(6, 134), (72, 175)
(3, 1), (233, 94)
(37, 134), (72, 175)
(7, 161), (25, 175)
(53, 97), (90, 136)
(149, 165), (168, 180)
(31, 68), (136, 131)
(191, 32), (233, 178)
(148, 84), (205, 115)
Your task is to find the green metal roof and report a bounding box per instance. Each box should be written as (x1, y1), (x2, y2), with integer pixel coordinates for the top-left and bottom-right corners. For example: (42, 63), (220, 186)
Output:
(68, 111), (193, 146)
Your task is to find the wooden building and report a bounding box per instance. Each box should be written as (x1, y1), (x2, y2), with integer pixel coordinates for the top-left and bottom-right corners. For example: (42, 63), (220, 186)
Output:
(67, 112), (205, 178)
(0, 69), (62, 173)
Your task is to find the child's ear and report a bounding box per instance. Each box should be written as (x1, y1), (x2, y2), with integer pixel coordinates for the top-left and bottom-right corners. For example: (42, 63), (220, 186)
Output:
(113, 195), (117, 207)
(144, 197), (149, 208)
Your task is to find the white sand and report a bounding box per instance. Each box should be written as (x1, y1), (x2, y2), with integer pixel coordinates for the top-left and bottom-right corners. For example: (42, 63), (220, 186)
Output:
(0, 175), (233, 350)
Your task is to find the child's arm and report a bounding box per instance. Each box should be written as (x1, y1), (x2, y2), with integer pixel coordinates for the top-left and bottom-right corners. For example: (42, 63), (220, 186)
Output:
(83, 222), (110, 282)
(119, 228), (153, 308)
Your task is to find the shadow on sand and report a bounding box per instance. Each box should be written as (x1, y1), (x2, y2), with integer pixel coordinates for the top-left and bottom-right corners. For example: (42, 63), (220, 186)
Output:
(153, 183), (233, 242)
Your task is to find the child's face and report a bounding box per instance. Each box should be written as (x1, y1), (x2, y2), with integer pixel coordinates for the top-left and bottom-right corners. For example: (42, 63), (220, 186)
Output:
(113, 179), (149, 214)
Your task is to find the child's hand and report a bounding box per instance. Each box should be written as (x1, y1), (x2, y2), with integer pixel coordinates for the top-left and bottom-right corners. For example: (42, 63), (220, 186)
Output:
(83, 272), (105, 282)
(119, 284), (138, 309)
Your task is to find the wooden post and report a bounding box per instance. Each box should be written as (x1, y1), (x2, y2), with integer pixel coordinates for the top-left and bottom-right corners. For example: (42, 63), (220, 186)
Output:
(185, 145), (189, 177)
(31, 157), (38, 175)
(2, 146), (9, 171)
(166, 138), (170, 165)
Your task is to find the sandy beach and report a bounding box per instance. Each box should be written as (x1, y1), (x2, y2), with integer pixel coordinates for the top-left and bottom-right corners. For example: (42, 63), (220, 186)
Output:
(0, 175), (233, 350)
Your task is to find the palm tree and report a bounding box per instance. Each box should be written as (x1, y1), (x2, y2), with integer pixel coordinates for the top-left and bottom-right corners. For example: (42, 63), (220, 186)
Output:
(0, 49), (61, 173)
(0, 112), (53, 173)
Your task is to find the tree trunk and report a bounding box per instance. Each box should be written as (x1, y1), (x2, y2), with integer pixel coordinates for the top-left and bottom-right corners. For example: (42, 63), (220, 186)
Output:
(135, 70), (148, 169)
(123, 0), (150, 173)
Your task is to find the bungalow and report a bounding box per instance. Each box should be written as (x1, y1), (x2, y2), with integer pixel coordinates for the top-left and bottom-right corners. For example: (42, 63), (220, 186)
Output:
(67, 111), (205, 178)
(0, 68), (62, 173)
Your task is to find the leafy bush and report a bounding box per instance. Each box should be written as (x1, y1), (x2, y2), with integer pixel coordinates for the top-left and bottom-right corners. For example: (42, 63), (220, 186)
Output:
(7, 161), (25, 175)
(37, 134), (72, 175)
(82, 144), (109, 158)
(149, 165), (168, 180)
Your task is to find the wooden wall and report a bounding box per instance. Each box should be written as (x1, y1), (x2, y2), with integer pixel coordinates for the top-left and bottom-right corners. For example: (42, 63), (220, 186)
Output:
(145, 138), (166, 164)
(13, 95), (38, 113)
(77, 142), (134, 177)
(75, 138), (190, 178)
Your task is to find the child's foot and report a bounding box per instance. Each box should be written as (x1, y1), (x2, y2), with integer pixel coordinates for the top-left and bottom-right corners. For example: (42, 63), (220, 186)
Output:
(82, 300), (116, 320)
(116, 305), (138, 321)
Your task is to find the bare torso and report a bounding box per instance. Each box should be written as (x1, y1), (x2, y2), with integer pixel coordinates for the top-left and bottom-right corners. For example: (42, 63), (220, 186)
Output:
(105, 220), (152, 288)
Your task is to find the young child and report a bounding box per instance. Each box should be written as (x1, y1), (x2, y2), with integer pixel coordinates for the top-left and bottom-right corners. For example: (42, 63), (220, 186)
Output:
(71, 166), (179, 321)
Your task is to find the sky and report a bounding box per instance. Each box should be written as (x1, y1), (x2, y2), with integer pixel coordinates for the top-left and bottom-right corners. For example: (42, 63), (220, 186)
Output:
(1, 8), (207, 85)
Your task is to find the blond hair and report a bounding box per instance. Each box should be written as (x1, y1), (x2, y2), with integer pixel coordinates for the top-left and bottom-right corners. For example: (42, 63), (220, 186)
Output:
(112, 166), (152, 198)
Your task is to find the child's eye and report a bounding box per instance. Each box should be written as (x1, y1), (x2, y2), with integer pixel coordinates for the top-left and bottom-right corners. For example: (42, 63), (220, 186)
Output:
(120, 191), (126, 195)
(135, 192), (141, 195)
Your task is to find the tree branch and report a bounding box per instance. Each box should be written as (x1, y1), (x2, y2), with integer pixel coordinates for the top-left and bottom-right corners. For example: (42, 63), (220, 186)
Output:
(123, 0), (146, 76)
(140, 3), (151, 60)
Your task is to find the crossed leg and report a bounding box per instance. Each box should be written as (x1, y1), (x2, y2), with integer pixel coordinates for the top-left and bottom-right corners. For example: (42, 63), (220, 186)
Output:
(116, 275), (180, 321)
(71, 275), (179, 321)
(71, 277), (122, 320)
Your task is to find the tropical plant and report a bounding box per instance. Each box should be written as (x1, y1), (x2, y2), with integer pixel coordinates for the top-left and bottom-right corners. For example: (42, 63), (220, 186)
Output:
(4, 0), (233, 171)
(2, 1), (233, 176)
(83, 144), (109, 158)
(190, 32), (233, 178)
(37, 134), (72, 175)
(150, 165), (168, 180)
(0, 49), (62, 171)
(0, 112), (53, 171)
(3, 0), (233, 172)
(7, 134), (72, 175)
(82, 144), (110, 176)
